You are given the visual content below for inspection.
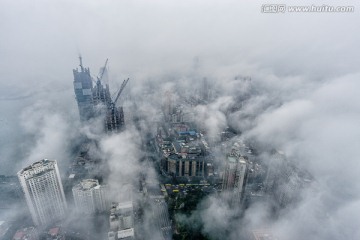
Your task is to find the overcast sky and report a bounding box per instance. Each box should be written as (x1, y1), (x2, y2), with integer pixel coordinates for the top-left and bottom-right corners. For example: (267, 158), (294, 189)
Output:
(2, 0), (358, 171)
(1, 1), (360, 239)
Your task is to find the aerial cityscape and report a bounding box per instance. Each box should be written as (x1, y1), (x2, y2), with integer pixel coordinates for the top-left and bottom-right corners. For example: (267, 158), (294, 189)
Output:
(0, 1), (359, 240)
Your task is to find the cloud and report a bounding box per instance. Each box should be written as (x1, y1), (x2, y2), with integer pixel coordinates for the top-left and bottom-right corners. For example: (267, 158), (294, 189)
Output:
(0, 1), (359, 239)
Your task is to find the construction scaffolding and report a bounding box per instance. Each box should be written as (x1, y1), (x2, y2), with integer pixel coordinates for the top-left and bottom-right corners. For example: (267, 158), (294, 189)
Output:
(73, 57), (129, 133)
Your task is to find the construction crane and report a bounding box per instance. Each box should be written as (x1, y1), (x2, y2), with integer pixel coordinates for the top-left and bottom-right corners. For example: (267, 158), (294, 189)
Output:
(97, 58), (108, 82)
(113, 78), (129, 107)
(106, 78), (129, 132)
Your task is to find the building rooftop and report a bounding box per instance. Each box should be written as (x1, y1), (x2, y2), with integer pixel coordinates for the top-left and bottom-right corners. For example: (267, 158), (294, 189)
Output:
(18, 159), (57, 178)
(227, 156), (237, 163)
(73, 179), (100, 191)
(252, 229), (278, 240)
(117, 228), (134, 239)
(12, 227), (37, 240)
(48, 227), (60, 236)
(116, 201), (133, 210)
(80, 179), (99, 189)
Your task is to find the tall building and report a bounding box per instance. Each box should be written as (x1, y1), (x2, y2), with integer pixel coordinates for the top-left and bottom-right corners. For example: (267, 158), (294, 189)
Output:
(92, 77), (126, 133)
(73, 56), (94, 122)
(17, 159), (67, 226)
(264, 150), (312, 208)
(222, 155), (248, 205)
(72, 179), (109, 214)
(72, 57), (128, 132)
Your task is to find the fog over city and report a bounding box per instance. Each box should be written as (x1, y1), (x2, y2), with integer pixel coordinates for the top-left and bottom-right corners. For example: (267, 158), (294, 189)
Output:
(1, 0), (360, 239)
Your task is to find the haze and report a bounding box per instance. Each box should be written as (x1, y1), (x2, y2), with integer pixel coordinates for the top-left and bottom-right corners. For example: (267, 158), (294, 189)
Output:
(1, 0), (360, 239)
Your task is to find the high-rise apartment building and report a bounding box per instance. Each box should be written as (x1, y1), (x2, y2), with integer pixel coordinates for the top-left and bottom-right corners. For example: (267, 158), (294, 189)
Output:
(72, 179), (109, 214)
(17, 159), (67, 226)
(222, 155), (248, 204)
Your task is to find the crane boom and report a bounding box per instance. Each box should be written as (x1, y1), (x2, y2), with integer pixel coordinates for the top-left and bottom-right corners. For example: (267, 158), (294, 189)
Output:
(113, 78), (129, 106)
(97, 58), (109, 82)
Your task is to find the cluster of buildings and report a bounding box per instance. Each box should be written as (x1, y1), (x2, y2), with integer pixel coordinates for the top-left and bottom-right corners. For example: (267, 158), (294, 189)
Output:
(4, 61), (315, 240)
(219, 137), (312, 211)
(2, 58), (137, 239)
(219, 137), (313, 211)
(264, 150), (312, 208)
(220, 138), (265, 208)
(12, 227), (38, 240)
(17, 160), (110, 226)
(73, 57), (128, 133)
(156, 122), (214, 179)
(11, 226), (66, 240)
(16, 158), (134, 239)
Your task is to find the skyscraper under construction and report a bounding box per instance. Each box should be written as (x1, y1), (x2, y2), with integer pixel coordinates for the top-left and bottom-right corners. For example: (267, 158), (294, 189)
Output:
(73, 57), (128, 133)
(73, 56), (94, 122)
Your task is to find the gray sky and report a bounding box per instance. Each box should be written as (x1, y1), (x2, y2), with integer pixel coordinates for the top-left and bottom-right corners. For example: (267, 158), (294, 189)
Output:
(1, 0), (360, 239)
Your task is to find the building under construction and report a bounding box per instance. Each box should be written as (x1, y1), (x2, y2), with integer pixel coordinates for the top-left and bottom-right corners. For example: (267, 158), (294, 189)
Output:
(73, 57), (129, 133)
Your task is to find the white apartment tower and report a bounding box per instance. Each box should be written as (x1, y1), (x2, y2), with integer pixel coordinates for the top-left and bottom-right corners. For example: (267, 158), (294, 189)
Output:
(17, 159), (67, 226)
(72, 179), (109, 214)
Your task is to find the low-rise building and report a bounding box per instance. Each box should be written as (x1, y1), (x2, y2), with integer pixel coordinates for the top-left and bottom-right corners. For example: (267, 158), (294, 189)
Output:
(12, 227), (38, 240)
(117, 228), (135, 240)
(110, 201), (134, 231)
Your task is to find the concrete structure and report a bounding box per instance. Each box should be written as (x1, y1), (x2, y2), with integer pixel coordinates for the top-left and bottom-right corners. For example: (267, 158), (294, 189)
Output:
(222, 155), (248, 204)
(72, 179), (109, 214)
(17, 159), (67, 226)
(157, 124), (210, 178)
(108, 201), (135, 240)
(108, 228), (135, 240)
(73, 57), (127, 132)
(92, 76), (125, 133)
(117, 228), (135, 240)
(166, 154), (205, 177)
(73, 56), (94, 122)
(109, 201), (134, 231)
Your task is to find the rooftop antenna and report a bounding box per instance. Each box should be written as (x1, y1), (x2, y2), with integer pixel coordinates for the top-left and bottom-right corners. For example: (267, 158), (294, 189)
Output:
(79, 54), (84, 71)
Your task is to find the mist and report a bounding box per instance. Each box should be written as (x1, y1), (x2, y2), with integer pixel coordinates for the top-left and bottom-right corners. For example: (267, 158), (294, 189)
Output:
(1, 0), (360, 239)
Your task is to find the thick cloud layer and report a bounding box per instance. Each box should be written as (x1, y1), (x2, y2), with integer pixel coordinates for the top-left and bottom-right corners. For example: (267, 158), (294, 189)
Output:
(0, 1), (359, 239)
